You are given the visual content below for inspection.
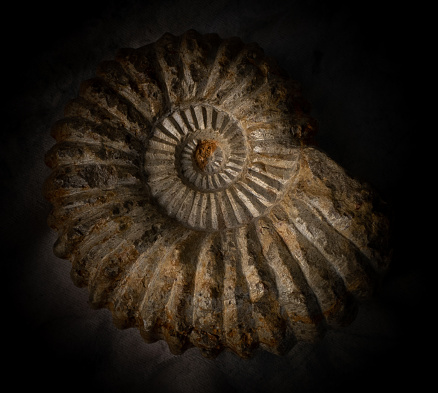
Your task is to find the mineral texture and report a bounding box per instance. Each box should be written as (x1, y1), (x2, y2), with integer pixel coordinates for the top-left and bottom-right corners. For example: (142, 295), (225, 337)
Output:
(44, 30), (391, 358)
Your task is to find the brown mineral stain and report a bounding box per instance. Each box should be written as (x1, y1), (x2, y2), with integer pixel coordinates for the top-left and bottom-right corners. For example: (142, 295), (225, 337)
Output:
(194, 140), (218, 170)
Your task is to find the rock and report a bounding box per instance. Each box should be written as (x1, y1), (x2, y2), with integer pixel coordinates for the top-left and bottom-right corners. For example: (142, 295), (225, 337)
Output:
(44, 30), (391, 358)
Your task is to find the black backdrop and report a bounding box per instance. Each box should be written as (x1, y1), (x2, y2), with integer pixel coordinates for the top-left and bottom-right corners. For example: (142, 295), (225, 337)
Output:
(3, 1), (426, 392)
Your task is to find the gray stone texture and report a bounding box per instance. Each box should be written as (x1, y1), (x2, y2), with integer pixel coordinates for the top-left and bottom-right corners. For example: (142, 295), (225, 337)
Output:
(43, 30), (391, 358)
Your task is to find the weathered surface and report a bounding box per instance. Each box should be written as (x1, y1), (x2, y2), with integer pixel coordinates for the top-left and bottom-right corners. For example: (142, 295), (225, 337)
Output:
(44, 30), (391, 358)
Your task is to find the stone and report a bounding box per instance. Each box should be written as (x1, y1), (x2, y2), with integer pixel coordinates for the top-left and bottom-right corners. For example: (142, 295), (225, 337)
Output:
(43, 29), (391, 358)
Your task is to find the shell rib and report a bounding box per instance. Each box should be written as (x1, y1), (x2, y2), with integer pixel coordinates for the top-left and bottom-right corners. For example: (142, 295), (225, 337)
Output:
(44, 30), (391, 358)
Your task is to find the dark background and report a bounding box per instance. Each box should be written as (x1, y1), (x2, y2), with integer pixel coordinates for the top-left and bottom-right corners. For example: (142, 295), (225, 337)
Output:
(2, 0), (427, 392)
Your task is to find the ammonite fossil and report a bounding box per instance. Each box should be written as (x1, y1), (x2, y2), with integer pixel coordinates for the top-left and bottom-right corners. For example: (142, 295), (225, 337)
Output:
(44, 30), (391, 358)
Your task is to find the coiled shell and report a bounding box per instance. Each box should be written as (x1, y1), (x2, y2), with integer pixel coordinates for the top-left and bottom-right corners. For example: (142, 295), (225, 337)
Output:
(44, 30), (391, 358)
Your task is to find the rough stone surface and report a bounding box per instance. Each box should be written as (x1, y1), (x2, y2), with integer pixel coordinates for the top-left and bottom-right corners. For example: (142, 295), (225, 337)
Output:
(44, 30), (391, 358)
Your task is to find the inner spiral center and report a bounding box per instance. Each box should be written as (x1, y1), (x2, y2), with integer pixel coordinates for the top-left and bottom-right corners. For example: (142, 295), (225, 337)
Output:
(145, 104), (261, 230)
(194, 140), (219, 171)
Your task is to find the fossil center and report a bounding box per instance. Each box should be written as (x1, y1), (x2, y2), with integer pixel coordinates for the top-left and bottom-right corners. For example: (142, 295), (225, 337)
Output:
(194, 140), (221, 172)
(144, 103), (300, 231)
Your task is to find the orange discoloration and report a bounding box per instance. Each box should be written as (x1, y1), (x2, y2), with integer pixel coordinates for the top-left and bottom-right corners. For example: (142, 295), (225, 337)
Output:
(194, 140), (218, 170)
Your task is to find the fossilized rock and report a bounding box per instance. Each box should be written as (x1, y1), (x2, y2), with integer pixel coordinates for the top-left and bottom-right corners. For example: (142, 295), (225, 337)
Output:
(44, 30), (391, 358)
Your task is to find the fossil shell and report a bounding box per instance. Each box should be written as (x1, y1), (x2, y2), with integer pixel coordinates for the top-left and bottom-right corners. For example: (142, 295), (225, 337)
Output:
(44, 30), (391, 358)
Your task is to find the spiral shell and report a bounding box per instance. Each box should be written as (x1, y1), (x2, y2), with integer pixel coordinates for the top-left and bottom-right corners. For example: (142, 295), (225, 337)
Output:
(44, 30), (391, 358)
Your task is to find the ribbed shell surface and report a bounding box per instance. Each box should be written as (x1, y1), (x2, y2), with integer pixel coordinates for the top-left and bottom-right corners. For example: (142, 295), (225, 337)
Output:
(44, 30), (391, 358)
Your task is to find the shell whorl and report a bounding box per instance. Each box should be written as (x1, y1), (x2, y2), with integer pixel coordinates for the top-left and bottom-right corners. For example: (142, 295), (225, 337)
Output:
(44, 30), (391, 358)
(146, 104), (298, 230)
